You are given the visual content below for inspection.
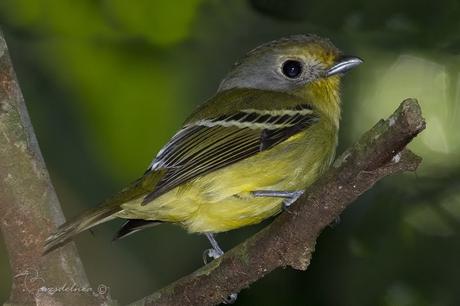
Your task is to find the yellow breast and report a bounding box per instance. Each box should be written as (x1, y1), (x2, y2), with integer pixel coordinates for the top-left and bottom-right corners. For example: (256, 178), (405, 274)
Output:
(119, 120), (337, 233)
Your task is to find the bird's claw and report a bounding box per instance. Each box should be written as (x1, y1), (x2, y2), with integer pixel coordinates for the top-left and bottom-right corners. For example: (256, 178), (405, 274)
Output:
(223, 293), (238, 304)
(282, 190), (304, 212)
(202, 233), (237, 303)
(202, 248), (223, 264)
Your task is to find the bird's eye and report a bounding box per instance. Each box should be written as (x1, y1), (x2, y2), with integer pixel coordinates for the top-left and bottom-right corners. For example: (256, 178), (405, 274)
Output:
(281, 60), (303, 79)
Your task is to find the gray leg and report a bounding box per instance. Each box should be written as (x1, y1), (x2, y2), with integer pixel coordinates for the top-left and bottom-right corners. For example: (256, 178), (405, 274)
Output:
(203, 233), (238, 304)
(252, 190), (304, 209)
(204, 233), (224, 261)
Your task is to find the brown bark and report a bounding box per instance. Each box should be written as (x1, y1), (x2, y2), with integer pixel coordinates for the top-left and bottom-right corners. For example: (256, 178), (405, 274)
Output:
(0, 32), (116, 305)
(129, 99), (425, 306)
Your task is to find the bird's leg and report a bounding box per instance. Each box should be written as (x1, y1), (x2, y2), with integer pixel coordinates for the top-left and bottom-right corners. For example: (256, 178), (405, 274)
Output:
(251, 190), (304, 210)
(199, 190), (302, 303)
(202, 233), (238, 304)
(203, 233), (224, 263)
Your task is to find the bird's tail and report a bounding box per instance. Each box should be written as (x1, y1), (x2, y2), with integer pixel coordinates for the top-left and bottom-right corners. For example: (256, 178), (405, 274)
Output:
(43, 170), (164, 254)
(43, 205), (121, 254)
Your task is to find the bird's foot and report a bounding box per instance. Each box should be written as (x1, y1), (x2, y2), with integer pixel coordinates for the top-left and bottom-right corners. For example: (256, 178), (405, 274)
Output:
(203, 233), (225, 264)
(203, 233), (238, 303)
(202, 247), (224, 264)
(252, 190), (305, 212)
(282, 190), (304, 211)
(223, 293), (238, 304)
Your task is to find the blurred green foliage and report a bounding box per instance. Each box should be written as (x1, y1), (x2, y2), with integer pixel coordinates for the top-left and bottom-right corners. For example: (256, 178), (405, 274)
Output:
(1, 0), (460, 305)
(0, 0), (204, 179)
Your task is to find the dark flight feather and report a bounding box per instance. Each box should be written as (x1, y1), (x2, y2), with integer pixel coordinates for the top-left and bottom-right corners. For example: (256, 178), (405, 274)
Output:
(113, 219), (163, 241)
(142, 107), (318, 204)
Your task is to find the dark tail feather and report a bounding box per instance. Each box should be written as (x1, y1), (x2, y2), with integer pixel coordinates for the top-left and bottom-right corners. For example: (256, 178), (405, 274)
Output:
(113, 219), (162, 241)
(43, 205), (121, 255)
(43, 170), (166, 254)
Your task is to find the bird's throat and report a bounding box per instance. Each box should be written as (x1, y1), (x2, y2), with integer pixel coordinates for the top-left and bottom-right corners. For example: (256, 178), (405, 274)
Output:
(292, 77), (341, 129)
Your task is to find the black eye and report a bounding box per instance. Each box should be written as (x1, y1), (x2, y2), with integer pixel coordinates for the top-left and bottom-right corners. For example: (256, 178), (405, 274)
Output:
(281, 60), (303, 79)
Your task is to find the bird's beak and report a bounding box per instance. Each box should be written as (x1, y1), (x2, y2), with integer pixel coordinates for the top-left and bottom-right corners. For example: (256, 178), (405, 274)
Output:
(326, 55), (363, 77)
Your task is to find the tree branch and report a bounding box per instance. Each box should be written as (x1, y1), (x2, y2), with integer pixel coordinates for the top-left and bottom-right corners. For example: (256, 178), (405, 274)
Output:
(0, 31), (115, 305)
(130, 99), (425, 306)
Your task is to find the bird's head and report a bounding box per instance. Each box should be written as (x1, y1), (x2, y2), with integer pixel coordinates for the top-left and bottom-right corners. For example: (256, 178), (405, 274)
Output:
(218, 34), (362, 98)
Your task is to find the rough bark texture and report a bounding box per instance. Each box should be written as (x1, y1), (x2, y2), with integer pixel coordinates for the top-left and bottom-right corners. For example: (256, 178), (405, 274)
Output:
(129, 99), (425, 306)
(0, 32), (115, 305)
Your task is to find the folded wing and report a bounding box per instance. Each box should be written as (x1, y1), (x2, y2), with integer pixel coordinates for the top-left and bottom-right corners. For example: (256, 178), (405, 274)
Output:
(143, 103), (318, 204)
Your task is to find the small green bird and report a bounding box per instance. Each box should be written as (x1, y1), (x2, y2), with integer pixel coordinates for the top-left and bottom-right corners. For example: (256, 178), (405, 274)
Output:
(44, 34), (362, 260)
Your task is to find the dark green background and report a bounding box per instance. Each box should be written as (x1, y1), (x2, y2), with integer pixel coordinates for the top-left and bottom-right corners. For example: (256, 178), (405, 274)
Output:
(1, 0), (460, 305)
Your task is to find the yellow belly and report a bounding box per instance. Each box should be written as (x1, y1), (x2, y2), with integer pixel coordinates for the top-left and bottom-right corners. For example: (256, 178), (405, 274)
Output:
(118, 129), (336, 233)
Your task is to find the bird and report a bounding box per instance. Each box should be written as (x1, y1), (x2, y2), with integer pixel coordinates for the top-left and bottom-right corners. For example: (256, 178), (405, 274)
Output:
(44, 34), (362, 261)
